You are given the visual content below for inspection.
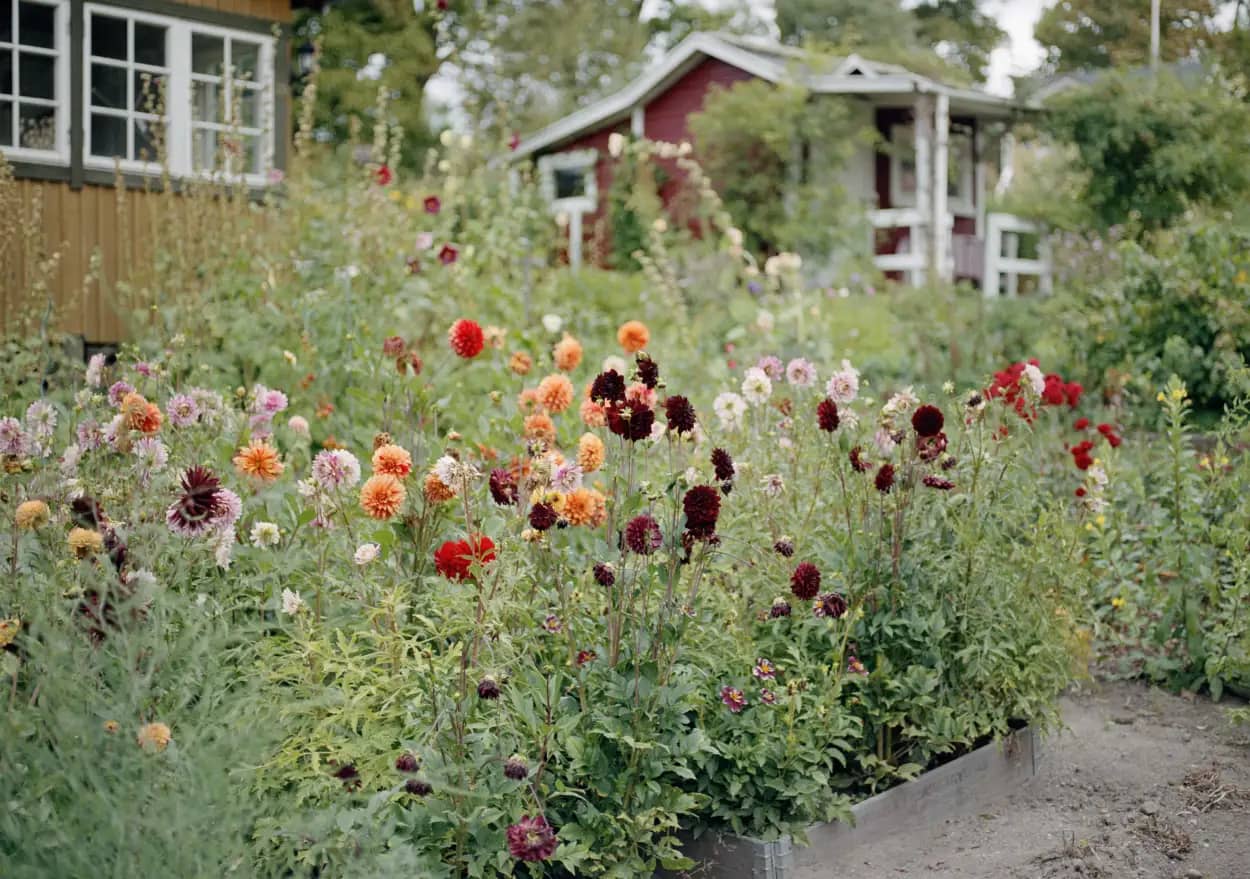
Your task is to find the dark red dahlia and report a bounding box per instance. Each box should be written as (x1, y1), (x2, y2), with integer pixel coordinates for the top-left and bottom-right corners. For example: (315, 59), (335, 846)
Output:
(434, 535), (496, 581)
(911, 404), (945, 438)
(438, 244), (459, 266)
(423, 195), (440, 214)
(917, 432), (948, 462)
(503, 755), (529, 780)
(575, 648), (597, 665)
(813, 592), (848, 619)
(607, 400), (655, 442)
(923, 475), (955, 490)
(168, 466), (224, 535)
(711, 448), (735, 483)
(624, 514), (663, 555)
(849, 446), (871, 473)
(70, 495), (107, 529)
(332, 763), (361, 790)
(592, 562), (615, 587)
(395, 752), (420, 773)
(374, 164), (392, 186)
(405, 778), (432, 796)
(507, 815), (558, 862)
(773, 538), (794, 557)
(489, 468), (518, 506)
(589, 370), (626, 404)
(477, 676), (500, 700)
(529, 503), (557, 531)
(769, 597), (792, 618)
(790, 562), (821, 600)
(682, 485), (721, 540)
(874, 463), (896, 494)
(817, 398), (840, 433)
(1074, 417), (1090, 431)
(636, 354), (659, 389)
(103, 528), (127, 573)
(447, 318), (483, 358)
(664, 395), (697, 434)
(382, 335), (406, 357)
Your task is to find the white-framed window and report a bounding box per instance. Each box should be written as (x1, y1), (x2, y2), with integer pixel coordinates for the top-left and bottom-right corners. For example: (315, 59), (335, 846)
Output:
(537, 148), (598, 215)
(0, 0), (69, 162)
(889, 124), (975, 216)
(84, 4), (274, 183)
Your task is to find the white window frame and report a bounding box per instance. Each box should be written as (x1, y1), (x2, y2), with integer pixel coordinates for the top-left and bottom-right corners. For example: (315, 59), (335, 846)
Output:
(0, 0), (71, 164)
(83, 3), (274, 186)
(889, 124), (974, 217)
(538, 148), (598, 215)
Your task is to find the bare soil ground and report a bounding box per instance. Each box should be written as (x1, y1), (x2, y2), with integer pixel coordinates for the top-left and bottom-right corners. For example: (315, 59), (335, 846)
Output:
(838, 681), (1250, 879)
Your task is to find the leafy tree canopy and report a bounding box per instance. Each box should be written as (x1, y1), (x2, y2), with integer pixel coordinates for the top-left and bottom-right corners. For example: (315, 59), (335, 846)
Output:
(1034, 0), (1222, 73)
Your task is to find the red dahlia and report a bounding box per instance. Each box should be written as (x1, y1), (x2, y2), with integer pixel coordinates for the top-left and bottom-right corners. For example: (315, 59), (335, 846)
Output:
(529, 503), (557, 531)
(874, 463), (896, 493)
(395, 753), (420, 773)
(711, 448), (735, 483)
(405, 778), (432, 796)
(849, 446), (871, 473)
(448, 319), (484, 358)
(434, 535), (496, 581)
(636, 354), (659, 389)
(911, 404), (945, 438)
(773, 538), (794, 557)
(664, 395), (697, 434)
(438, 244), (459, 266)
(817, 398), (840, 432)
(589, 370), (626, 404)
(624, 514), (663, 555)
(506, 815), (558, 862)
(607, 400), (655, 442)
(489, 468), (518, 506)
(592, 562), (615, 586)
(790, 562), (821, 600)
(682, 485), (721, 540)
(814, 592), (848, 619)
(423, 195), (440, 214)
(923, 475), (955, 490)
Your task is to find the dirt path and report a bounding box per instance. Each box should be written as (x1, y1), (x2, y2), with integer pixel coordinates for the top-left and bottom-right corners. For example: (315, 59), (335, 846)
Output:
(838, 681), (1250, 879)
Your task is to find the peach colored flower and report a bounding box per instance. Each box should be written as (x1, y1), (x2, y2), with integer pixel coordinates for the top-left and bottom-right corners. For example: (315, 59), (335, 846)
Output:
(625, 383), (656, 408)
(233, 440), (284, 482)
(518, 387), (543, 414)
(553, 334), (583, 372)
(617, 320), (650, 353)
(537, 374), (575, 414)
(360, 474), (406, 519)
(579, 397), (606, 428)
(509, 352), (533, 376)
(372, 444), (413, 478)
(424, 471), (456, 503)
(524, 413), (557, 445)
(562, 487), (606, 527)
(577, 433), (605, 473)
(136, 722), (172, 752)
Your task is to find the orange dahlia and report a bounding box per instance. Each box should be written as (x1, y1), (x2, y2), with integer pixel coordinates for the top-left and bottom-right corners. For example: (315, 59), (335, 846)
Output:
(120, 392), (162, 433)
(524, 413), (557, 445)
(553, 334), (583, 372)
(617, 320), (650, 353)
(537, 374), (575, 414)
(518, 387), (543, 414)
(509, 352), (533, 376)
(233, 440), (284, 482)
(562, 487), (606, 528)
(372, 444), (413, 478)
(424, 471), (456, 503)
(579, 397), (607, 428)
(360, 474), (406, 519)
(577, 433), (605, 473)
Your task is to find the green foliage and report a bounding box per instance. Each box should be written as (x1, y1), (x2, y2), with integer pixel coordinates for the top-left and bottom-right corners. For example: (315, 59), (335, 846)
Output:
(687, 80), (870, 257)
(1035, 0), (1221, 73)
(1044, 72), (1250, 232)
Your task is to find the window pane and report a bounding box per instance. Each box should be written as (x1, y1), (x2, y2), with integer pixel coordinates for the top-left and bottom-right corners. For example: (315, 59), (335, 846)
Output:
(134, 22), (164, 66)
(1, 52), (11, 95)
(90, 112), (126, 157)
(239, 85), (261, 128)
(90, 63), (124, 108)
(133, 117), (160, 161)
(18, 51), (52, 98)
(191, 79), (220, 123)
(18, 102), (55, 149)
(0, 9), (12, 43)
(243, 133), (262, 175)
(18, 2), (55, 50)
(192, 126), (216, 170)
(232, 40), (259, 79)
(0, 100), (11, 146)
(133, 70), (164, 113)
(91, 15), (127, 60)
(191, 33), (223, 75)
(554, 168), (586, 200)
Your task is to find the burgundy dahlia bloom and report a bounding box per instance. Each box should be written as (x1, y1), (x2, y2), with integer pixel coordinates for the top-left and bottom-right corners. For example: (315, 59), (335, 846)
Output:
(711, 448), (735, 483)
(849, 446), (871, 473)
(814, 592), (848, 619)
(382, 335), (406, 357)
(817, 398), (840, 433)
(769, 597), (792, 618)
(529, 503), (557, 531)
(167, 466), (225, 535)
(625, 514), (663, 555)
(70, 495), (107, 529)
(874, 463), (896, 494)
(507, 815), (558, 862)
(911, 404), (945, 438)
(923, 475), (955, 490)
(589, 370), (626, 404)
(503, 754), (529, 780)
(593, 562), (615, 587)
(664, 395), (697, 434)
(395, 752), (420, 773)
(332, 763), (361, 790)
(773, 538), (794, 557)
(720, 685), (748, 713)
(790, 562), (821, 600)
(606, 400), (655, 441)
(917, 432), (948, 462)
(682, 485), (721, 540)
(636, 354), (659, 389)
(405, 778), (432, 796)
(477, 676), (501, 700)
(489, 468), (518, 506)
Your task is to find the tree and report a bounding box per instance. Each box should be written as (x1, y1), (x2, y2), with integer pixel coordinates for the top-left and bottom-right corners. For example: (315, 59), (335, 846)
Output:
(912, 0), (1007, 82)
(775, 0), (916, 48)
(1044, 71), (1250, 232)
(1035, 0), (1221, 72)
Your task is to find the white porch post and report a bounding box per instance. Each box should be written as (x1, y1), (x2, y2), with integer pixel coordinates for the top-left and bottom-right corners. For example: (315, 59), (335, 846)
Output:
(932, 92), (951, 283)
(568, 212), (584, 273)
(913, 94), (933, 287)
(631, 105), (645, 138)
(973, 121), (987, 240)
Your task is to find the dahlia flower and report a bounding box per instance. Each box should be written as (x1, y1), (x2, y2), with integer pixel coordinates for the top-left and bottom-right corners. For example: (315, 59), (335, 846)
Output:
(359, 474), (406, 519)
(448, 319), (484, 358)
(312, 449), (361, 490)
(785, 358), (817, 388)
(617, 320), (650, 353)
(741, 367), (772, 406)
(625, 514), (663, 555)
(790, 562), (821, 600)
(825, 360), (860, 404)
(506, 815), (558, 862)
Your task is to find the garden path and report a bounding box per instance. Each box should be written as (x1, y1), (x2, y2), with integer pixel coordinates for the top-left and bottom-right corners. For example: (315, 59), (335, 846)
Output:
(837, 681), (1250, 879)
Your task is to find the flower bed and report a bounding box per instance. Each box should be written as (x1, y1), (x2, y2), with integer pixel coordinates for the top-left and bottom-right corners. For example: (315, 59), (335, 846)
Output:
(0, 324), (1084, 877)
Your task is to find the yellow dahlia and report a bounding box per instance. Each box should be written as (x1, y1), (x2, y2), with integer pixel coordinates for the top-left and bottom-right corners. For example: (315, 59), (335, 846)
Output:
(67, 527), (104, 558)
(15, 499), (50, 530)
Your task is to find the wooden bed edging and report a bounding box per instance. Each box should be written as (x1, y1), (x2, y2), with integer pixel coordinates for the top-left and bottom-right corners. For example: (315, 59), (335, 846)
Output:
(662, 726), (1042, 879)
